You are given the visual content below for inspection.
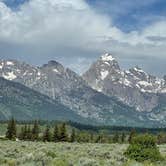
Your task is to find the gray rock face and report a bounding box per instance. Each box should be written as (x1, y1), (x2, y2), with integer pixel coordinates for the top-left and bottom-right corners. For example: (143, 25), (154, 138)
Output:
(0, 59), (138, 126)
(83, 53), (166, 112)
(0, 58), (166, 127)
(0, 77), (84, 122)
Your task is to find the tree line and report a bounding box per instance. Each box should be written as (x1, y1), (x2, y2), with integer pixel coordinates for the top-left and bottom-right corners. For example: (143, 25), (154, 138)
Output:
(5, 118), (166, 144)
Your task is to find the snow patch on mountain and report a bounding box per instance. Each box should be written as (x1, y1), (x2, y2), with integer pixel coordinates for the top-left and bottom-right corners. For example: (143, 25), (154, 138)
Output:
(37, 72), (41, 76)
(0, 61), (4, 69)
(138, 81), (153, 87)
(100, 70), (108, 80)
(119, 78), (132, 87)
(53, 68), (59, 73)
(3, 71), (17, 80)
(6, 61), (14, 66)
(101, 53), (115, 61)
(133, 67), (145, 73)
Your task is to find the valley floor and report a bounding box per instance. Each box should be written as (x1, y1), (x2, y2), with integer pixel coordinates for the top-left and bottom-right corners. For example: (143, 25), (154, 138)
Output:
(0, 141), (165, 166)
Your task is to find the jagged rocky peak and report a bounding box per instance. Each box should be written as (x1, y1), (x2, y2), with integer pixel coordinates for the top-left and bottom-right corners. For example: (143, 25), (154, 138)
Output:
(45, 60), (61, 67)
(129, 66), (148, 76)
(83, 53), (121, 82)
(99, 53), (120, 70)
(100, 53), (115, 61)
(0, 59), (18, 68)
(163, 75), (166, 81)
(128, 66), (149, 81)
(42, 60), (65, 74)
(83, 52), (166, 112)
(130, 66), (144, 73)
(0, 59), (38, 81)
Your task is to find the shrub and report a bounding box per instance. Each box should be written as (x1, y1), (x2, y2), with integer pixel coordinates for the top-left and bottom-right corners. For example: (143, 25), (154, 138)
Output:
(124, 134), (163, 162)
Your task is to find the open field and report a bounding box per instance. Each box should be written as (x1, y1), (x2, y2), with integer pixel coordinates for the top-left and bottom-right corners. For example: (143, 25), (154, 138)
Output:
(0, 141), (165, 166)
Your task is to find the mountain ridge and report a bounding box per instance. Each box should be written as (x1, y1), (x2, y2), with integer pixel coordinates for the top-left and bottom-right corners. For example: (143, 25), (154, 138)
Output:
(0, 77), (87, 123)
(83, 53), (166, 112)
(0, 56), (166, 127)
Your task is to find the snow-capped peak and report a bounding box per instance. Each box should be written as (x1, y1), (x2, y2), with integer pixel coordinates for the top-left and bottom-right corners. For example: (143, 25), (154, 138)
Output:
(132, 66), (145, 73)
(101, 53), (115, 61)
(6, 61), (14, 66)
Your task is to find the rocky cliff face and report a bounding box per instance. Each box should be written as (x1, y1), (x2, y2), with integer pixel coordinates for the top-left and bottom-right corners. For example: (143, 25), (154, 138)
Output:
(0, 58), (166, 127)
(0, 59), (141, 126)
(83, 53), (166, 112)
(0, 77), (85, 122)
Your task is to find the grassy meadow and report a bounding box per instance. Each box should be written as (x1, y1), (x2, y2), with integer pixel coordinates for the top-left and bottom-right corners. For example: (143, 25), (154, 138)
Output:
(0, 140), (165, 166)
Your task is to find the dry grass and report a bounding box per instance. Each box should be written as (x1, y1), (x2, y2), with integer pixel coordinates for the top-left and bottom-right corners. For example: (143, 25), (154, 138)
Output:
(0, 141), (165, 166)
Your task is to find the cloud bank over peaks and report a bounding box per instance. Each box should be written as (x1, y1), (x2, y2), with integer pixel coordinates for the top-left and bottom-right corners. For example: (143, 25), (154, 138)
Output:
(0, 0), (165, 76)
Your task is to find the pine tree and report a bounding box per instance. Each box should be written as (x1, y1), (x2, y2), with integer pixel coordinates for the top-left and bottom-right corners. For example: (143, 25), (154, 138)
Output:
(70, 129), (76, 142)
(32, 120), (39, 141)
(6, 117), (17, 140)
(59, 123), (68, 142)
(125, 134), (163, 162)
(43, 125), (51, 142)
(121, 132), (126, 143)
(23, 125), (28, 140)
(90, 133), (94, 143)
(27, 125), (32, 140)
(19, 126), (25, 140)
(157, 132), (166, 144)
(113, 132), (119, 143)
(53, 125), (59, 142)
(95, 135), (102, 143)
(128, 129), (136, 143)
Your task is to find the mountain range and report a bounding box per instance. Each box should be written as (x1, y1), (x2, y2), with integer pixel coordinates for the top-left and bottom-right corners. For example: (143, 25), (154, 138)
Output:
(83, 53), (166, 112)
(0, 77), (85, 122)
(0, 54), (165, 127)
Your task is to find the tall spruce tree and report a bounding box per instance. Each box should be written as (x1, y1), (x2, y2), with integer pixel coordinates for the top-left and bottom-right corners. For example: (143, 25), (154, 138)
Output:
(95, 135), (102, 143)
(6, 117), (17, 140)
(113, 132), (119, 143)
(23, 125), (28, 140)
(43, 125), (51, 142)
(19, 126), (25, 140)
(59, 123), (68, 142)
(121, 132), (126, 143)
(53, 125), (59, 142)
(70, 129), (76, 142)
(32, 120), (39, 141)
(90, 133), (94, 143)
(128, 129), (136, 143)
(27, 125), (32, 140)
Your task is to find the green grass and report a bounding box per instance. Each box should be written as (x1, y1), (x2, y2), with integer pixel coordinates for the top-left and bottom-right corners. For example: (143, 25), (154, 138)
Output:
(0, 141), (165, 166)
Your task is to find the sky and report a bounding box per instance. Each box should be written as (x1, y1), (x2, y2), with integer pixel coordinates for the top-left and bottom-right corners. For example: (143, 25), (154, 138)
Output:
(0, 0), (166, 76)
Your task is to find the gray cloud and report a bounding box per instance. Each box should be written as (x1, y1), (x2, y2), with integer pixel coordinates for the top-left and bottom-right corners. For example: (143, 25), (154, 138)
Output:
(147, 36), (166, 42)
(0, 0), (166, 76)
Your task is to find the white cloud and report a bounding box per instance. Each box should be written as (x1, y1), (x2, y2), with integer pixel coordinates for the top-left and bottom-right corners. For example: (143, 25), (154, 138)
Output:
(0, 0), (166, 75)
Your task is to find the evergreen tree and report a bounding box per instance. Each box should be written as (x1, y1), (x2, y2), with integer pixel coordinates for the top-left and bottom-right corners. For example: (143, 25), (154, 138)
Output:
(125, 134), (163, 162)
(90, 133), (94, 143)
(23, 125), (28, 140)
(53, 125), (59, 142)
(113, 132), (119, 143)
(19, 126), (25, 140)
(6, 117), (17, 140)
(70, 129), (76, 142)
(43, 125), (51, 142)
(32, 120), (39, 141)
(59, 123), (68, 142)
(157, 132), (166, 144)
(128, 129), (136, 143)
(95, 135), (102, 143)
(121, 132), (126, 143)
(27, 125), (32, 140)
